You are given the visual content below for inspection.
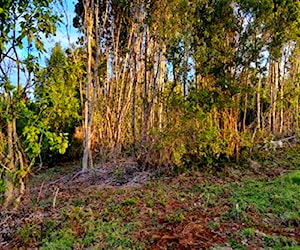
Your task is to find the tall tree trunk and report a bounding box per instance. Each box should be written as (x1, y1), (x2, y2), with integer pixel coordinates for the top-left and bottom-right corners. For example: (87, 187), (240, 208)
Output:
(4, 117), (27, 207)
(141, 25), (148, 149)
(183, 42), (188, 97)
(131, 51), (137, 154)
(279, 62), (284, 134)
(82, 0), (94, 172)
(4, 121), (15, 207)
(158, 44), (166, 131)
(272, 61), (279, 134)
(257, 76), (262, 130)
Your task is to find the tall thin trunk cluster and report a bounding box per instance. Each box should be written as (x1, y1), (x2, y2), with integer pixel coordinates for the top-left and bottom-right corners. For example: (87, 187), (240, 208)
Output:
(88, 1), (168, 163)
(79, 0), (300, 167)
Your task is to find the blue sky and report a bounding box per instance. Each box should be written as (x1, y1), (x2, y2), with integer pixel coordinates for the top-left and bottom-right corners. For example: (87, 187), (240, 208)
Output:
(14, 0), (79, 65)
(43, 0), (80, 62)
(53, 0), (79, 46)
(7, 0), (80, 91)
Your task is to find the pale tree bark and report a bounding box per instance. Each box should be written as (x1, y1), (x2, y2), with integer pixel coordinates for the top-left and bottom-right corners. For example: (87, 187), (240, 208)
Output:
(269, 61), (279, 134)
(89, 0), (100, 168)
(279, 49), (288, 134)
(294, 49), (300, 133)
(131, 50), (137, 154)
(82, 0), (94, 172)
(141, 25), (149, 149)
(4, 121), (15, 207)
(257, 76), (262, 130)
(2, 57), (27, 207)
(272, 61), (279, 134)
(4, 116), (27, 207)
(242, 72), (249, 132)
(269, 63), (273, 133)
(183, 42), (188, 97)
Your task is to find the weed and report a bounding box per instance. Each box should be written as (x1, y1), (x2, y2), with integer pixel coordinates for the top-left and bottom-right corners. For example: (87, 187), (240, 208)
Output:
(39, 198), (53, 208)
(41, 228), (75, 250)
(73, 198), (84, 206)
(229, 237), (247, 249)
(113, 169), (122, 179)
(263, 234), (298, 248)
(165, 210), (185, 223)
(146, 199), (154, 208)
(241, 227), (255, 239)
(291, 171), (300, 184)
(17, 222), (41, 246)
(42, 219), (61, 237)
(121, 197), (138, 206)
(207, 221), (220, 230)
(116, 189), (126, 195)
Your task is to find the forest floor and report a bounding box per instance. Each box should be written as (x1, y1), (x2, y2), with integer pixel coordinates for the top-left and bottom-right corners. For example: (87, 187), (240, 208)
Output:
(1, 147), (300, 249)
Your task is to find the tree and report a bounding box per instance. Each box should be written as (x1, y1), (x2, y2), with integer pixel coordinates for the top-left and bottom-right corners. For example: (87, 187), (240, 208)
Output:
(34, 43), (82, 165)
(72, 0), (300, 169)
(0, 0), (60, 207)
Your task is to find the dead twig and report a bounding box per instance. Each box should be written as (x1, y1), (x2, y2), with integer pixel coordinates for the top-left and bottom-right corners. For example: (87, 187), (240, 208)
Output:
(52, 187), (59, 208)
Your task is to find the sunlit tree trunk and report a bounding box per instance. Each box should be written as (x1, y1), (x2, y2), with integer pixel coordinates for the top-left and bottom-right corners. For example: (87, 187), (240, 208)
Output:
(82, 0), (94, 172)
(141, 25), (149, 149)
(257, 76), (262, 130)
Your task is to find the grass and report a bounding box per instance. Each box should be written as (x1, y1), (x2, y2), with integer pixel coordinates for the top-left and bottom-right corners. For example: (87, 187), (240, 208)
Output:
(11, 147), (300, 249)
(41, 219), (143, 250)
(229, 171), (300, 220)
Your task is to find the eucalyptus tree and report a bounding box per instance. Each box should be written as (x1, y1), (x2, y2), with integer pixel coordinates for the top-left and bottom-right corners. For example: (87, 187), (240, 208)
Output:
(72, 0), (300, 168)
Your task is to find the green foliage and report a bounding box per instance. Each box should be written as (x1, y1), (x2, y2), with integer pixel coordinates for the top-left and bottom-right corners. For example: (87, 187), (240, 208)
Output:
(165, 210), (186, 224)
(291, 171), (300, 184)
(229, 171), (300, 222)
(263, 234), (298, 248)
(17, 222), (42, 246)
(0, 0), (62, 205)
(0, 178), (5, 193)
(41, 229), (76, 250)
(45, 132), (69, 154)
(241, 227), (255, 238)
(0, 0), (60, 54)
(121, 197), (138, 206)
(39, 208), (143, 249)
(33, 43), (82, 164)
(12, 149), (300, 248)
(157, 87), (240, 170)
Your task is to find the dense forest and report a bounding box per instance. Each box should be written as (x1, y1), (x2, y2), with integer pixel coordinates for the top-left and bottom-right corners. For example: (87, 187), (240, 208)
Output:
(0, 0), (300, 248)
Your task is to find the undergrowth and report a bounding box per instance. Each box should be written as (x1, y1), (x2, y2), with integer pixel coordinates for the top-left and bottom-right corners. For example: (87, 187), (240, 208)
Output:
(12, 148), (300, 249)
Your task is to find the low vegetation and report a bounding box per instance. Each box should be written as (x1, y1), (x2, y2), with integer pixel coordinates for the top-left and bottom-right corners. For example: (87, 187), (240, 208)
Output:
(0, 147), (298, 249)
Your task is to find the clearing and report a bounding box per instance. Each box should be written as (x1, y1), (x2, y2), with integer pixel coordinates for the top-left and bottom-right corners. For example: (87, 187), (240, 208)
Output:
(0, 148), (300, 249)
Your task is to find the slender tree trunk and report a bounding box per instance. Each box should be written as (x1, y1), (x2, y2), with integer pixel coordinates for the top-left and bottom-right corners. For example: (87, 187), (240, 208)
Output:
(257, 76), (262, 130)
(158, 44), (166, 131)
(183, 42), (188, 97)
(141, 25), (148, 149)
(272, 61), (279, 134)
(4, 116), (27, 207)
(82, 0), (94, 172)
(279, 63), (284, 134)
(293, 48), (300, 133)
(4, 120), (15, 207)
(131, 51), (137, 153)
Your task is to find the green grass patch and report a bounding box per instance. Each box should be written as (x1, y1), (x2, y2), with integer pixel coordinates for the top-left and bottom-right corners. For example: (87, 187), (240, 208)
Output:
(230, 171), (300, 220)
(40, 214), (142, 249)
(291, 171), (300, 184)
